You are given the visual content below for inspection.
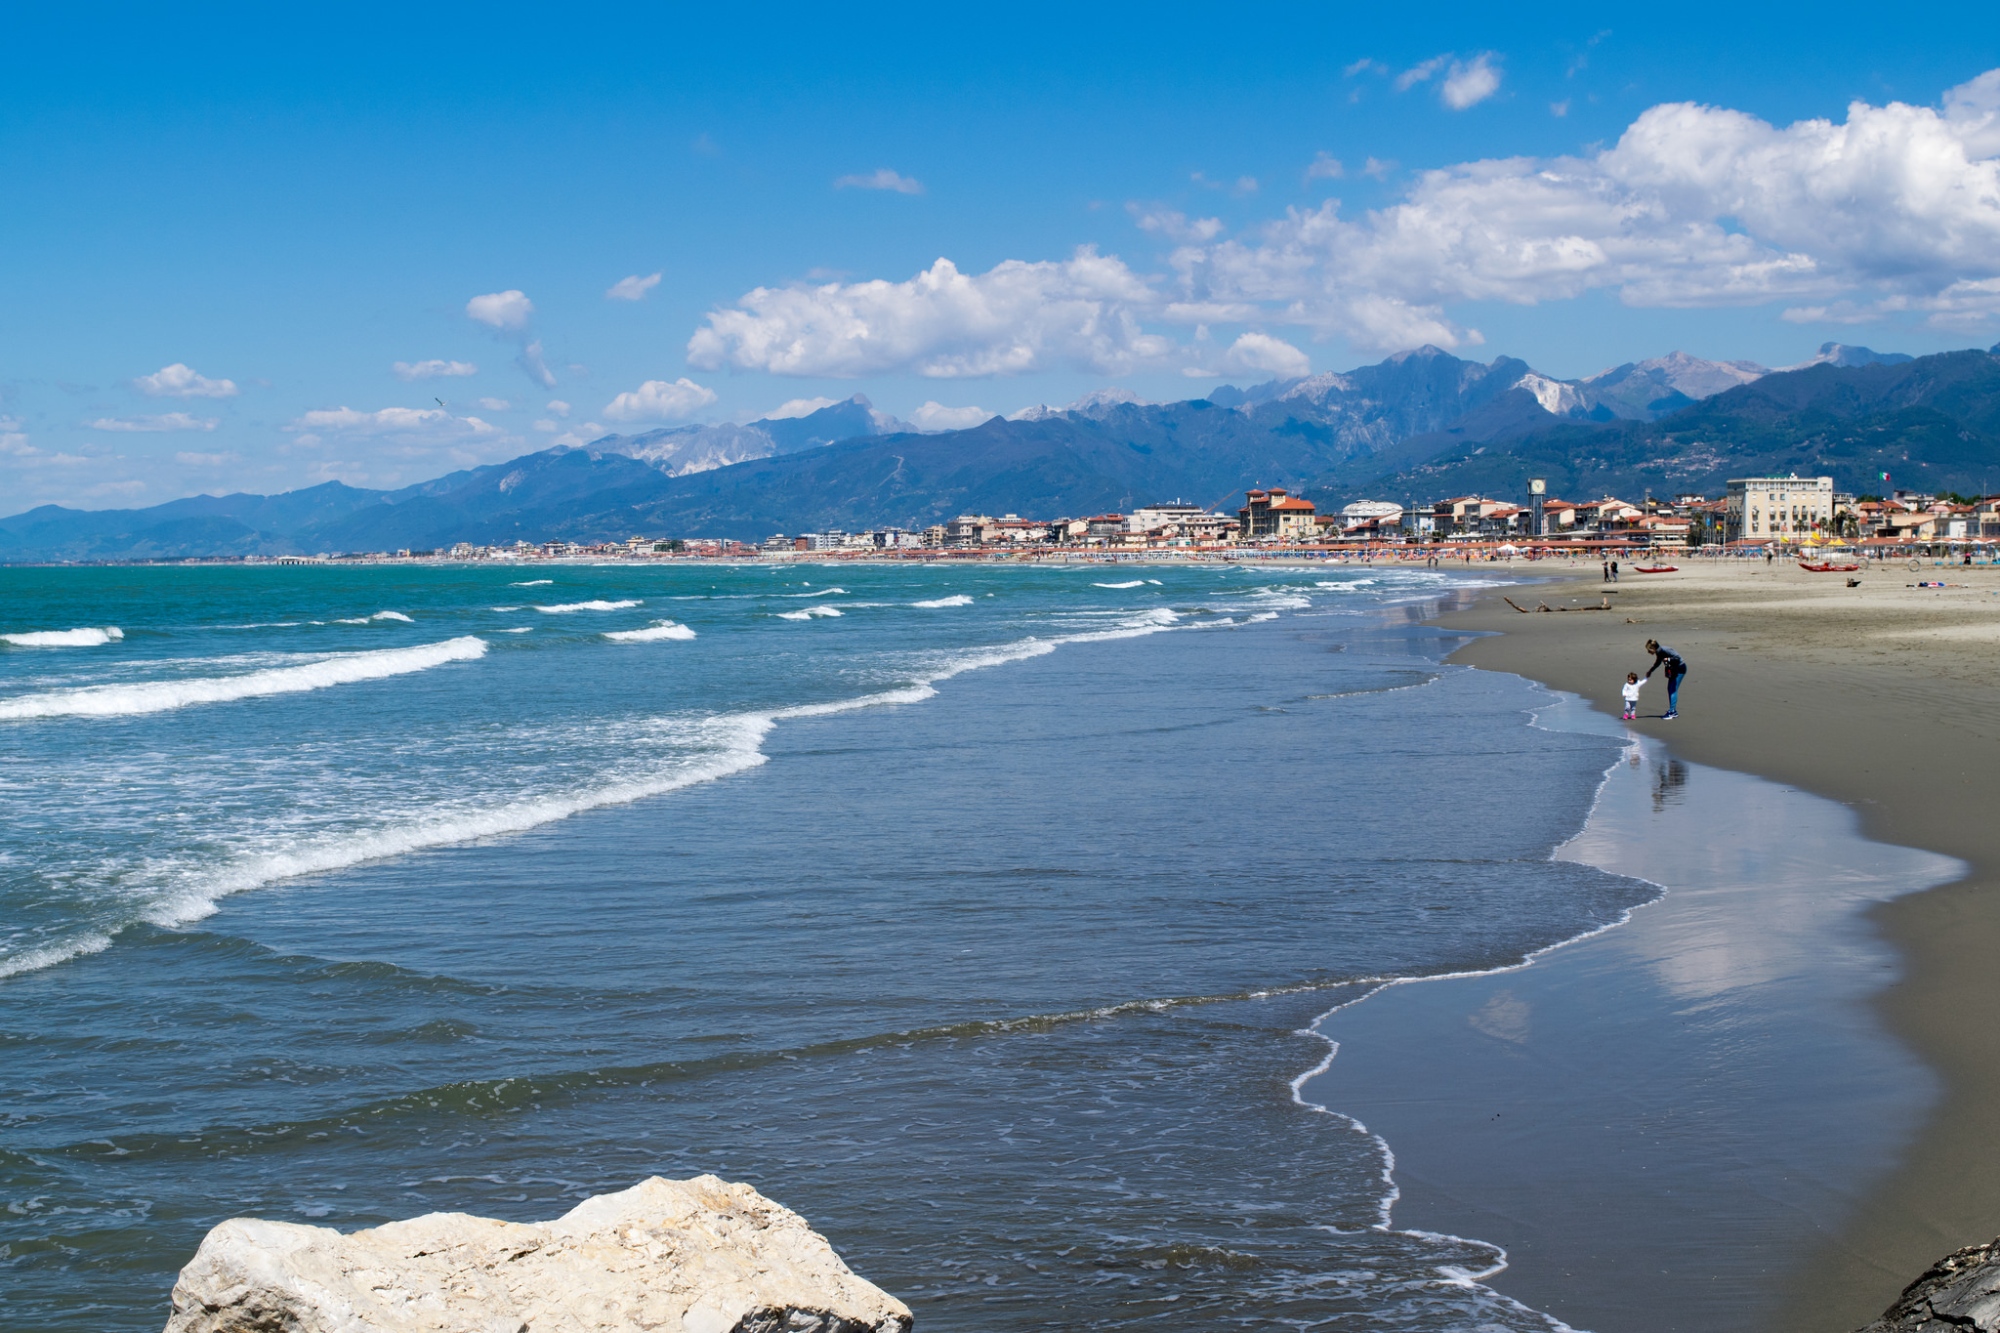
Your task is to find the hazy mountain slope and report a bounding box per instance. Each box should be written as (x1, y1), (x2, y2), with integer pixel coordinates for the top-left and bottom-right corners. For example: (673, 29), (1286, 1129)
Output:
(591, 395), (899, 475)
(1326, 348), (2000, 505)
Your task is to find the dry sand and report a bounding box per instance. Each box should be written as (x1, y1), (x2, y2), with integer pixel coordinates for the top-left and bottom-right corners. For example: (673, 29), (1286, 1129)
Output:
(1434, 556), (2000, 1332)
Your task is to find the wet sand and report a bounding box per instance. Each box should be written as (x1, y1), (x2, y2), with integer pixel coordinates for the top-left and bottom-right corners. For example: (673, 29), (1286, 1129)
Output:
(1435, 558), (2000, 1331)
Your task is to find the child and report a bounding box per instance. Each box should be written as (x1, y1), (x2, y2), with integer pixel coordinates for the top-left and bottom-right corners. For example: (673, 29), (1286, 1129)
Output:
(1621, 672), (1644, 720)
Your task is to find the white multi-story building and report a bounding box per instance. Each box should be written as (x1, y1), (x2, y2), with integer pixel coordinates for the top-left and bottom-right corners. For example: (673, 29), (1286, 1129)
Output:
(1724, 476), (1834, 542)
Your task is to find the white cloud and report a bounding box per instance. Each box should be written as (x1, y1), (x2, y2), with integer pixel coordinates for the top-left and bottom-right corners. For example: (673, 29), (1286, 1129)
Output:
(909, 402), (996, 431)
(466, 289), (533, 330)
(545, 399), (572, 417)
(688, 249), (1174, 378)
(1306, 152), (1345, 181)
(88, 412), (219, 432)
(607, 272), (663, 301)
(392, 359), (478, 380)
(1163, 67), (2000, 344)
(1395, 55), (1449, 92)
(175, 451), (237, 466)
(834, 168), (924, 194)
(476, 396), (512, 410)
(516, 340), (557, 388)
(602, 377), (719, 423)
(1441, 54), (1502, 110)
(1131, 206), (1224, 242)
(284, 406), (501, 447)
(549, 421), (606, 448)
(1219, 332), (1311, 378)
(763, 397), (840, 420)
(134, 363), (239, 399)
(681, 67), (2000, 368)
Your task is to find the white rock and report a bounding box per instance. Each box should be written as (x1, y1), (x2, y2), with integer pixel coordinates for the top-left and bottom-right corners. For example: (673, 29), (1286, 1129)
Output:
(163, 1174), (914, 1333)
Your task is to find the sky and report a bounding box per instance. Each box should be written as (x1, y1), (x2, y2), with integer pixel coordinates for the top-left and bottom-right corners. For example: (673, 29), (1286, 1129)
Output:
(4, 1), (2000, 510)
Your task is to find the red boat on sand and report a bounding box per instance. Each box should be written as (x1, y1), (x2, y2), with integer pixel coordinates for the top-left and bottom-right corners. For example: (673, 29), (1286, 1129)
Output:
(1799, 560), (1862, 572)
(1632, 564), (1678, 574)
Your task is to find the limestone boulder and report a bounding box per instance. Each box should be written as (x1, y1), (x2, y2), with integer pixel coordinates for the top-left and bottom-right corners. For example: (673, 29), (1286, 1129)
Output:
(163, 1174), (913, 1333)
(1859, 1235), (2000, 1333)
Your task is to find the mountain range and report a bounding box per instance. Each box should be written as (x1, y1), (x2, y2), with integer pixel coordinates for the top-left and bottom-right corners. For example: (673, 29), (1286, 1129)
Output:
(3, 341), (1993, 561)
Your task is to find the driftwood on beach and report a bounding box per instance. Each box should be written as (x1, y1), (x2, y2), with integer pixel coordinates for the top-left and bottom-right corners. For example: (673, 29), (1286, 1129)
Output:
(1503, 595), (1614, 613)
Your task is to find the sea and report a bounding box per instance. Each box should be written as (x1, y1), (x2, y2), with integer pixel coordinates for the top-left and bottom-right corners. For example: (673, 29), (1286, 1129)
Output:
(1, 559), (1687, 1330)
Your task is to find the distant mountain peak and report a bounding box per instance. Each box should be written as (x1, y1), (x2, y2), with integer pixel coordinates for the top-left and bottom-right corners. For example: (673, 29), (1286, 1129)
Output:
(1784, 342), (1915, 371)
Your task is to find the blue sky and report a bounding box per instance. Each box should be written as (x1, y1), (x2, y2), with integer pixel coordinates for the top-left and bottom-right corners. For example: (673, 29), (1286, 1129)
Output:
(4, 1), (1999, 509)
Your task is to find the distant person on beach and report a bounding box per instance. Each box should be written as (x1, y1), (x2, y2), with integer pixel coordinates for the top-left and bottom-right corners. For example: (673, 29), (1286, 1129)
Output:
(1644, 639), (1687, 720)
(1621, 672), (1644, 721)
(1602, 559), (1610, 581)
(1610, 558), (1620, 582)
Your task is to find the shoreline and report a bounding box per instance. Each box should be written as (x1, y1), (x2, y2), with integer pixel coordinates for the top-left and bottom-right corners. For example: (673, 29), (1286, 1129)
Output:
(1430, 562), (2000, 1330)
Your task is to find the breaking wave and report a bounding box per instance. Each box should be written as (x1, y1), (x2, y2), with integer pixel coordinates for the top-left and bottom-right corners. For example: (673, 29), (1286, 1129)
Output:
(604, 621), (697, 643)
(1, 627), (124, 648)
(911, 594), (972, 608)
(1093, 580), (1147, 589)
(534, 600), (641, 613)
(776, 606), (842, 620)
(0, 637), (489, 721)
(333, 611), (414, 624)
(510, 579), (553, 586)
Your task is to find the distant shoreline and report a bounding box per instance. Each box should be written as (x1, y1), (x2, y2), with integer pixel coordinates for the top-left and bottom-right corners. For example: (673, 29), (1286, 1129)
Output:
(1434, 561), (2000, 1331)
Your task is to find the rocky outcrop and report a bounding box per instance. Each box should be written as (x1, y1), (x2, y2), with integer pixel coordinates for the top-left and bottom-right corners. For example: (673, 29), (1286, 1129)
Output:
(1859, 1236), (2000, 1332)
(163, 1174), (913, 1333)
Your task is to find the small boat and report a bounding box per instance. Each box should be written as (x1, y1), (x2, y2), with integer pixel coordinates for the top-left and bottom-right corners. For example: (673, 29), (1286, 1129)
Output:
(1632, 564), (1678, 574)
(1799, 561), (1862, 572)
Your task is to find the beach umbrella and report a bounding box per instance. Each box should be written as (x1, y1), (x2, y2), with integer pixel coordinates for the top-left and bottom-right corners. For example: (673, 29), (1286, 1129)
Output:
(1496, 543), (1520, 555)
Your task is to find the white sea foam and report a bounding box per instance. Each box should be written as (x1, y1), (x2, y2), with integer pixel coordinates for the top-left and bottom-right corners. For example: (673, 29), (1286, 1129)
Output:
(787, 587), (846, 597)
(0, 636), (489, 721)
(776, 605), (842, 620)
(491, 605), (522, 612)
(534, 599), (642, 613)
(501, 627), (534, 634)
(510, 579), (554, 586)
(2, 627), (125, 648)
(333, 610), (414, 624)
(136, 714), (776, 934)
(604, 621), (697, 643)
(910, 594), (972, 608)
(3, 591), (1215, 981)
(1093, 580), (1146, 589)
(0, 930), (114, 981)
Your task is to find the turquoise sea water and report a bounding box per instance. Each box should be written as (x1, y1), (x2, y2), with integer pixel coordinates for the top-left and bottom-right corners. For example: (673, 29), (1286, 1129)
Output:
(0, 560), (1646, 1330)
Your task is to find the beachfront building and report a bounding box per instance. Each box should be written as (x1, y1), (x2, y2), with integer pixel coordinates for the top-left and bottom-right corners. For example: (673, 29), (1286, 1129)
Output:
(1340, 500), (1403, 528)
(1432, 496), (1527, 538)
(1724, 476), (1834, 543)
(1238, 488), (1319, 540)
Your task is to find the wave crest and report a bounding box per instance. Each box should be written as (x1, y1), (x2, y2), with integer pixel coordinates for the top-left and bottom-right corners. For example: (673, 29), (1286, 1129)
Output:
(0, 637), (489, 721)
(2, 627), (124, 648)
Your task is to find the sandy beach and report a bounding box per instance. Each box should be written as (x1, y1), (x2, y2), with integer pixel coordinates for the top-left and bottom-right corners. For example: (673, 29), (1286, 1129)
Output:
(1436, 557), (2000, 1331)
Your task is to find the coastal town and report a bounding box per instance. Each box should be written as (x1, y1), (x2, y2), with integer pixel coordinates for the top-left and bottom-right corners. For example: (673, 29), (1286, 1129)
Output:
(245, 476), (2000, 564)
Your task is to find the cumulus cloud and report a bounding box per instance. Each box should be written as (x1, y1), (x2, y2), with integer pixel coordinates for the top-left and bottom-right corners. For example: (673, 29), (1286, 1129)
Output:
(1218, 333), (1312, 378)
(476, 396), (512, 410)
(285, 406), (500, 447)
(602, 377), (719, 422)
(1162, 67), (2000, 344)
(392, 358), (478, 380)
(607, 272), (663, 301)
(175, 451), (237, 466)
(134, 363), (239, 399)
(1306, 152), (1345, 181)
(909, 402), (996, 431)
(545, 399), (572, 417)
(466, 289), (533, 330)
(683, 68), (2000, 366)
(835, 168), (924, 194)
(88, 412), (220, 432)
(688, 249), (1174, 378)
(1440, 54), (1502, 109)
(764, 397), (840, 420)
